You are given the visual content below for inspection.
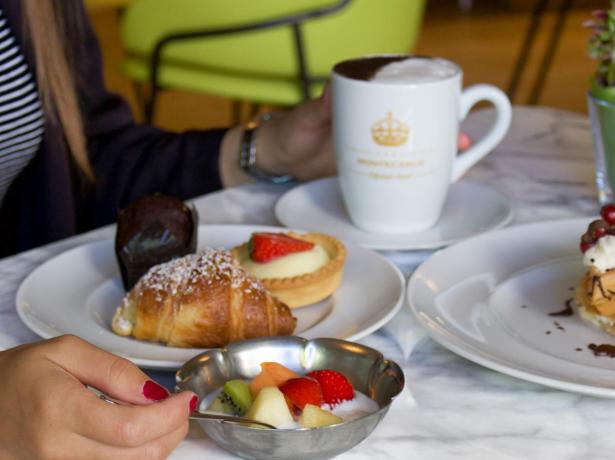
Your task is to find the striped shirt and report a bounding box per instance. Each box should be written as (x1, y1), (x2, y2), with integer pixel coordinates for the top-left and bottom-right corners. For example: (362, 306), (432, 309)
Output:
(0, 8), (44, 207)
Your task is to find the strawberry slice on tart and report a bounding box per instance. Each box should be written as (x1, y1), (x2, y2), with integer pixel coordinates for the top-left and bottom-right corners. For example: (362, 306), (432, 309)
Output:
(232, 231), (346, 308)
(250, 232), (315, 263)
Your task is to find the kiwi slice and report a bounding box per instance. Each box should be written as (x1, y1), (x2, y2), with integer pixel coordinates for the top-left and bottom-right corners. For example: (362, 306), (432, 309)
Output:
(208, 380), (253, 416)
(223, 380), (252, 415)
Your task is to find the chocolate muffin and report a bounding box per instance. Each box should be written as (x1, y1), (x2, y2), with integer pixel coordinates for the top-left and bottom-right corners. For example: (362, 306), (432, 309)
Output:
(115, 193), (197, 290)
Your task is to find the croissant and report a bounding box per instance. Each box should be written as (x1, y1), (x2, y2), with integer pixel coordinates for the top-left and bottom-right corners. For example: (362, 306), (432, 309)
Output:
(111, 248), (297, 348)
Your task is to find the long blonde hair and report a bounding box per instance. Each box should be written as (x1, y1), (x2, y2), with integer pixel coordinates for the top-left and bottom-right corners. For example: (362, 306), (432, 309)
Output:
(22, 0), (93, 180)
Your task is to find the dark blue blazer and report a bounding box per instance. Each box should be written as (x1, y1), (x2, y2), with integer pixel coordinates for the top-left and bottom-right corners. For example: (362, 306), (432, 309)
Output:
(0, 0), (226, 257)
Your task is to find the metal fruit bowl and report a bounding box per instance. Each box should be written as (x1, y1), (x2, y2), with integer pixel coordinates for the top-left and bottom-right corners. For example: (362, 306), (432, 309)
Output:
(176, 336), (405, 460)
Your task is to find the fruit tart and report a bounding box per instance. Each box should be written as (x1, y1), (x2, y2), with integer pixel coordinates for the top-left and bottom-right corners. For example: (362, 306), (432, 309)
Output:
(232, 232), (346, 308)
(576, 204), (615, 334)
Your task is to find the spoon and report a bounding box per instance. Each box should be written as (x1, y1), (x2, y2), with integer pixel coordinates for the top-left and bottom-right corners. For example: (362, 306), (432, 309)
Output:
(188, 410), (276, 429)
(87, 386), (276, 429)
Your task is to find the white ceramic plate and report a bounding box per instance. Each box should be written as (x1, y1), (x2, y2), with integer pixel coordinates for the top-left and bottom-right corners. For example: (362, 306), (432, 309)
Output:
(405, 217), (615, 398)
(17, 225), (404, 370)
(275, 177), (513, 250)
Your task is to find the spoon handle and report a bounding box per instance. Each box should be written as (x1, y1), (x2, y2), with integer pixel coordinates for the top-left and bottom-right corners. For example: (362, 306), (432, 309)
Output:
(87, 386), (276, 429)
(189, 411), (276, 429)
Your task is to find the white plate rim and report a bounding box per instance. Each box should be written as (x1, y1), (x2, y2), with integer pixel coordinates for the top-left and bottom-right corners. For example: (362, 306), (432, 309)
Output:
(274, 177), (514, 251)
(16, 224), (405, 369)
(404, 217), (615, 398)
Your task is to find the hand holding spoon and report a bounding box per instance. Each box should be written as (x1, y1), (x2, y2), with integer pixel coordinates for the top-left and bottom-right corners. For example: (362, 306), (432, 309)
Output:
(88, 386), (276, 429)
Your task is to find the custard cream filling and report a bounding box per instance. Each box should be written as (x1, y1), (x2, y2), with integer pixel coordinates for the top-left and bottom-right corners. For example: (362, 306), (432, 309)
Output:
(112, 297), (136, 336)
(240, 244), (329, 279)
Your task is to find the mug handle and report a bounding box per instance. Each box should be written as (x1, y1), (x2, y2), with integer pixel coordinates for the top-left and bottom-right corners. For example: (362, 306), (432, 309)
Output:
(451, 84), (512, 182)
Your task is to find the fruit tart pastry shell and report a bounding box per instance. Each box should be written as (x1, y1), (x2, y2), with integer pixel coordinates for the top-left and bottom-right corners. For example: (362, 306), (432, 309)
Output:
(232, 232), (346, 309)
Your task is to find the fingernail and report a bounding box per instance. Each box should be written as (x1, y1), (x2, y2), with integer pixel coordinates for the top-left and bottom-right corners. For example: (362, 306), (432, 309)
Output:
(142, 380), (169, 401)
(189, 395), (199, 413)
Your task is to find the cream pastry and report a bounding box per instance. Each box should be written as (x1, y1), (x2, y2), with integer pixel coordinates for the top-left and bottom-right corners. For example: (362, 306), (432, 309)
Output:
(576, 205), (615, 334)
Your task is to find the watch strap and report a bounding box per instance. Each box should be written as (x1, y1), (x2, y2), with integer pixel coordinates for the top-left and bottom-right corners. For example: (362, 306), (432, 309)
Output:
(238, 115), (295, 184)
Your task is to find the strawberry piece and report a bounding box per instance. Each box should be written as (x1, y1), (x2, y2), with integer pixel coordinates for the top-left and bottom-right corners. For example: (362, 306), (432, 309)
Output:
(250, 232), (315, 263)
(306, 370), (354, 405)
(278, 377), (323, 410)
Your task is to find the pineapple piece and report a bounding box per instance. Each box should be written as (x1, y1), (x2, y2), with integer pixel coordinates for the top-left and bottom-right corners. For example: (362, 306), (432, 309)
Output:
(299, 404), (343, 428)
(245, 386), (294, 429)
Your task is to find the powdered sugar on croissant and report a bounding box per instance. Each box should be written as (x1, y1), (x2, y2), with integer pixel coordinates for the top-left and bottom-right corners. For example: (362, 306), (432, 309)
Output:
(141, 248), (265, 297)
(112, 248), (296, 347)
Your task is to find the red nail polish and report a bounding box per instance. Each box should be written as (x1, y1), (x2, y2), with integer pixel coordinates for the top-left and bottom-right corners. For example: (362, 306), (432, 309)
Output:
(142, 380), (169, 401)
(189, 395), (199, 413)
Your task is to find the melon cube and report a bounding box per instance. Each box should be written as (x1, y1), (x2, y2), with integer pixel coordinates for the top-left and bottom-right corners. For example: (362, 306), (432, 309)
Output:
(299, 404), (343, 428)
(249, 362), (299, 398)
(245, 386), (294, 429)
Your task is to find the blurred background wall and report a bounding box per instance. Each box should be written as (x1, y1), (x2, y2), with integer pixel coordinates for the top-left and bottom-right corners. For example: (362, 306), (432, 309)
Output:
(86, 0), (601, 132)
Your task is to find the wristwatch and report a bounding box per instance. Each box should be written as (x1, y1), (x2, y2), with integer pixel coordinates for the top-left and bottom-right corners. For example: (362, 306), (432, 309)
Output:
(238, 113), (295, 184)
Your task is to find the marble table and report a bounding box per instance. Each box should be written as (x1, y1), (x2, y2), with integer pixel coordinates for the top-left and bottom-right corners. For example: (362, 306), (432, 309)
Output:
(0, 106), (609, 459)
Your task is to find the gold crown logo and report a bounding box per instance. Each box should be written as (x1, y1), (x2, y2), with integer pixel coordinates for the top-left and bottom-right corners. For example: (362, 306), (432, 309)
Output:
(371, 112), (409, 146)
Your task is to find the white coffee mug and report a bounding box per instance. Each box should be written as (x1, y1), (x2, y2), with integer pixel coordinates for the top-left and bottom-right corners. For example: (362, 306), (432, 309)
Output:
(332, 55), (512, 234)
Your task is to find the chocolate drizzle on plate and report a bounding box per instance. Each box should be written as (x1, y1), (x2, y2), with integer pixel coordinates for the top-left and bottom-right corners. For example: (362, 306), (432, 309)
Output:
(588, 343), (615, 358)
(548, 298), (575, 317)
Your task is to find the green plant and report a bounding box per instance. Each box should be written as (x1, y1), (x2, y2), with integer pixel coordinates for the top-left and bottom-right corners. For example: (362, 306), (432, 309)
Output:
(586, 2), (615, 102)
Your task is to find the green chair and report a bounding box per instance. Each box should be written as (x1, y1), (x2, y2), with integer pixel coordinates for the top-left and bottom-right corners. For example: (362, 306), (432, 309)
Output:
(120, 0), (426, 123)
